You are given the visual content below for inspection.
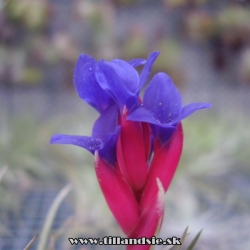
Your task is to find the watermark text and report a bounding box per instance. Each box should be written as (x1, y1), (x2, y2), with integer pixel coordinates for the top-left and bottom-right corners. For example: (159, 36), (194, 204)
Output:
(69, 236), (181, 246)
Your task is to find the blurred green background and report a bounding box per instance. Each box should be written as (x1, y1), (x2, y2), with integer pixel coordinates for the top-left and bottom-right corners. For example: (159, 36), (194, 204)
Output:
(0, 0), (250, 249)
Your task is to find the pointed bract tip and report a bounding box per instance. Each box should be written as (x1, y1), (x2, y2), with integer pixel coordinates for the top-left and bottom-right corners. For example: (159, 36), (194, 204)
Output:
(156, 178), (165, 211)
(122, 106), (128, 115)
(94, 150), (99, 166)
(156, 178), (164, 194)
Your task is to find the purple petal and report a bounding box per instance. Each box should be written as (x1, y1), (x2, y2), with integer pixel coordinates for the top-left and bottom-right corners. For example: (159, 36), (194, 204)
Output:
(125, 95), (140, 111)
(138, 51), (160, 91)
(76, 54), (96, 65)
(143, 72), (182, 123)
(151, 125), (176, 144)
(96, 60), (139, 108)
(73, 54), (114, 113)
(127, 106), (162, 126)
(50, 134), (103, 154)
(127, 107), (176, 144)
(99, 126), (121, 165)
(92, 104), (119, 141)
(168, 102), (212, 125)
(128, 58), (146, 67)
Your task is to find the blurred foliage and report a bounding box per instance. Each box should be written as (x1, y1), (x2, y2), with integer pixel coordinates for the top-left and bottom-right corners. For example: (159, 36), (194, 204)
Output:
(0, 116), (56, 179)
(110, 0), (140, 8)
(240, 48), (250, 83)
(37, 184), (72, 250)
(0, 114), (65, 219)
(151, 39), (184, 87)
(121, 24), (148, 60)
(5, 0), (50, 30)
(1, 0), (249, 88)
(218, 5), (250, 30)
(180, 113), (250, 174)
(185, 11), (215, 43)
(183, 5), (250, 46)
(164, 0), (208, 9)
(181, 3), (250, 82)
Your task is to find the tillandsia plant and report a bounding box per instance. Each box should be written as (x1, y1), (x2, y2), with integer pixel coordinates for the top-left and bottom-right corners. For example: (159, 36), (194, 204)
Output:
(51, 51), (211, 249)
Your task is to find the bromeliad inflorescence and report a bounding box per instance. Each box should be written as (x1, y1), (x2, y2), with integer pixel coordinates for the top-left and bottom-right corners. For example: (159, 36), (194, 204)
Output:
(50, 52), (211, 250)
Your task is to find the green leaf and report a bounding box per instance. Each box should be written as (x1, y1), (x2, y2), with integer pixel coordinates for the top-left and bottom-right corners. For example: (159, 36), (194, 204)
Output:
(168, 226), (189, 250)
(186, 229), (203, 250)
(37, 184), (72, 250)
(0, 165), (8, 182)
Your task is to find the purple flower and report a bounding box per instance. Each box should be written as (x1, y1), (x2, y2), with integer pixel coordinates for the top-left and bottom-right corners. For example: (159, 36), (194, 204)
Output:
(95, 52), (159, 110)
(50, 52), (159, 165)
(128, 73), (212, 144)
(51, 51), (212, 248)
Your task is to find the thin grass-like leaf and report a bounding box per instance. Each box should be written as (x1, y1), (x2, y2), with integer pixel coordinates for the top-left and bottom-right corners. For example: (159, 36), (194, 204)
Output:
(186, 229), (202, 250)
(37, 184), (72, 250)
(168, 226), (189, 250)
(23, 234), (39, 250)
(0, 165), (8, 182)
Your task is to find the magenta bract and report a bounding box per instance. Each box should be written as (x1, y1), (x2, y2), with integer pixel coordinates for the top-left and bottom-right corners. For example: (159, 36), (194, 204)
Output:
(95, 152), (140, 235)
(140, 123), (183, 209)
(117, 107), (149, 193)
